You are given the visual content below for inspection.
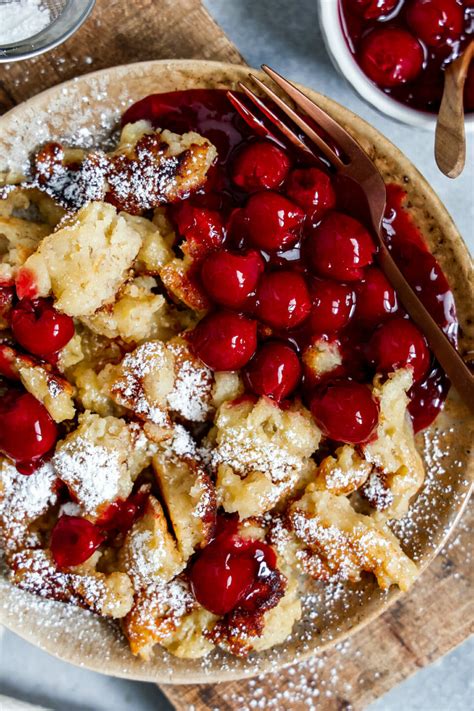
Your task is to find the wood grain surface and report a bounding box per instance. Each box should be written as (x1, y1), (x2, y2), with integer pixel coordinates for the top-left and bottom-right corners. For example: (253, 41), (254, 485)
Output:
(0, 0), (242, 113)
(0, 1), (471, 709)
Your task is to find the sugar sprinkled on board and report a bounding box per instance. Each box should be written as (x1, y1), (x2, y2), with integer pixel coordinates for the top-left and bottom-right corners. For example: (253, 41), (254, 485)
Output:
(0, 0), (51, 45)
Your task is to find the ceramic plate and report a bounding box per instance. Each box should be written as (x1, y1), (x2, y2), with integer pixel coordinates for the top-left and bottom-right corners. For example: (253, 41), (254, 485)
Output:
(0, 59), (472, 683)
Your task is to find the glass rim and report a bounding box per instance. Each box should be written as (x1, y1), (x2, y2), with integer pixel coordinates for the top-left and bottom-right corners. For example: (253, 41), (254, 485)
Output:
(0, 0), (96, 63)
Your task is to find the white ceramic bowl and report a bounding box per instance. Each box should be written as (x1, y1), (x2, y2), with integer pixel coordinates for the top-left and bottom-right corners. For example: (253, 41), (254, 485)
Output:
(318, 0), (474, 132)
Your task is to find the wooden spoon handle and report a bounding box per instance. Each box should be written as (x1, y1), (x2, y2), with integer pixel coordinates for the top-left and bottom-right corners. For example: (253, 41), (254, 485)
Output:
(435, 41), (474, 178)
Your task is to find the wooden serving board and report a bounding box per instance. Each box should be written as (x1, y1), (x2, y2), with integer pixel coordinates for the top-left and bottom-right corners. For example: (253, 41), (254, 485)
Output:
(0, 1), (472, 709)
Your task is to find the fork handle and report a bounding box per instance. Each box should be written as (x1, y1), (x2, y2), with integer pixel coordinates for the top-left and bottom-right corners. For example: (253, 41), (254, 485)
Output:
(376, 241), (474, 413)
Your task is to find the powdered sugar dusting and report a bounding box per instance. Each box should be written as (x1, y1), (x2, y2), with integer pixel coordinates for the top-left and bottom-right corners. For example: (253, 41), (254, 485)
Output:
(52, 437), (125, 514)
(34, 149), (108, 210)
(165, 424), (198, 459)
(392, 426), (470, 560)
(10, 548), (108, 612)
(211, 420), (305, 485)
(0, 459), (57, 546)
(111, 341), (169, 426)
(167, 343), (213, 423)
(126, 529), (168, 585)
(361, 471), (394, 511)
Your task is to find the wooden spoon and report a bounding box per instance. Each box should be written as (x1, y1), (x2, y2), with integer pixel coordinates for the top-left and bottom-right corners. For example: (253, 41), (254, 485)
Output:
(435, 40), (474, 179)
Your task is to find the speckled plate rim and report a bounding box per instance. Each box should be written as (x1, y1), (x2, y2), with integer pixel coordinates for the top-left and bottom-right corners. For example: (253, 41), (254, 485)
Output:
(0, 59), (472, 684)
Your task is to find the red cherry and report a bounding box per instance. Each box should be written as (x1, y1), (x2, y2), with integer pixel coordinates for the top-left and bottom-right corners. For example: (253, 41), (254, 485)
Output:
(11, 298), (75, 358)
(368, 316), (430, 382)
(355, 267), (398, 326)
(256, 271), (311, 330)
(244, 341), (301, 401)
(348, 0), (399, 19)
(190, 538), (255, 615)
(406, 0), (463, 47)
(0, 390), (58, 467)
(310, 380), (379, 444)
(243, 191), (305, 251)
(285, 167), (336, 222)
(308, 212), (376, 281)
(190, 310), (257, 371)
(231, 140), (291, 192)
(200, 249), (264, 309)
(190, 528), (277, 615)
(97, 489), (149, 535)
(172, 203), (225, 259)
(309, 279), (355, 334)
(360, 28), (424, 88)
(50, 515), (105, 568)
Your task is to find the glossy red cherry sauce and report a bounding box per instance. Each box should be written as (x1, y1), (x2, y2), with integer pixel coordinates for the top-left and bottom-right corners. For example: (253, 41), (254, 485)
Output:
(340, 0), (474, 114)
(123, 89), (458, 432)
(189, 515), (280, 616)
(96, 488), (149, 536)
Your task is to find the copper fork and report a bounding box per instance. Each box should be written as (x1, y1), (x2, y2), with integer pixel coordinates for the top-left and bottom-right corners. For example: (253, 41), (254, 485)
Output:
(227, 65), (474, 412)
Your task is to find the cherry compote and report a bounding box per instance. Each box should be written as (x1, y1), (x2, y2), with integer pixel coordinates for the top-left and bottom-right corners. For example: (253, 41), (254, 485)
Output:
(243, 191), (305, 252)
(231, 139), (291, 192)
(310, 379), (379, 444)
(189, 517), (278, 616)
(285, 167), (336, 223)
(11, 298), (75, 360)
(368, 316), (430, 382)
(123, 89), (459, 434)
(256, 271), (311, 329)
(50, 515), (105, 568)
(347, 0), (400, 19)
(96, 489), (149, 536)
(200, 249), (264, 309)
(340, 0), (474, 113)
(189, 310), (257, 371)
(354, 266), (398, 326)
(244, 341), (302, 401)
(307, 212), (376, 281)
(0, 390), (58, 471)
(309, 279), (356, 334)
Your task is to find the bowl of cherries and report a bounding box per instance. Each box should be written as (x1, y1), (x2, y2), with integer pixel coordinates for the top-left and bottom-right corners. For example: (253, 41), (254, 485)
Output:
(319, 0), (474, 129)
